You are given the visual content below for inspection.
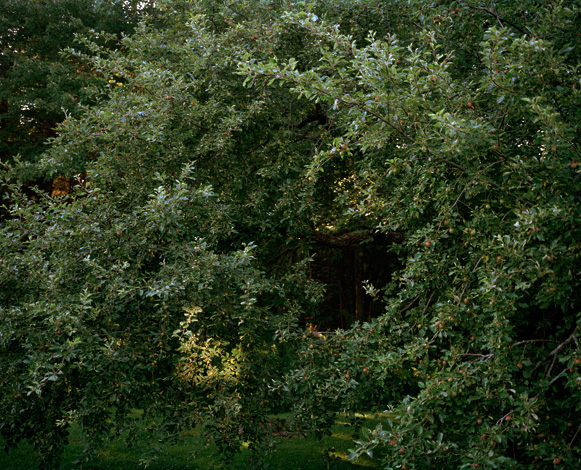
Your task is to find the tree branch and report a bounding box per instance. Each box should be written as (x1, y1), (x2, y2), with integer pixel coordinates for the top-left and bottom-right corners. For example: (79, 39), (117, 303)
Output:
(474, 7), (530, 36)
(310, 229), (404, 247)
(532, 327), (579, 375)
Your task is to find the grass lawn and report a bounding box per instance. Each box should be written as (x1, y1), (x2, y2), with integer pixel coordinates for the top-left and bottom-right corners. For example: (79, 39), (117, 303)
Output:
(1, 413), (385, 469)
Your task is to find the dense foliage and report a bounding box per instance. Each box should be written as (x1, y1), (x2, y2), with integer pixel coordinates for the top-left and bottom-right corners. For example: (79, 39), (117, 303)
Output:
(1, 0), (580, 468)
(0, 0), (149, 173)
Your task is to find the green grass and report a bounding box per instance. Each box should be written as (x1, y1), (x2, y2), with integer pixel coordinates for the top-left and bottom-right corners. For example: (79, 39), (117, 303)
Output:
(1, 413), (387, 469)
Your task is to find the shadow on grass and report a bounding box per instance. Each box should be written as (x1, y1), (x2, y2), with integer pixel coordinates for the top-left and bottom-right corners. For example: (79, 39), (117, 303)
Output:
(1, 412), (389, 469)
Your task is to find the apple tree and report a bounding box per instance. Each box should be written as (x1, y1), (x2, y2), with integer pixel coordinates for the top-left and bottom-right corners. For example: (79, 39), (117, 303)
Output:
(239, 0), (581, 468)
(1, 0), (580, 469)
(1, 1), (323, 467)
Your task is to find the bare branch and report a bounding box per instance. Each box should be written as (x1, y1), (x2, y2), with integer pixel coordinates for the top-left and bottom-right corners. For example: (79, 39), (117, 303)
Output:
(533, 327), (579, 375)
(512, 339), (553, 348)
(474, 7), (529, 36)
(547, 368), (569, 387)
(549, 328), (579, 358)
(567, 424), (581, 452)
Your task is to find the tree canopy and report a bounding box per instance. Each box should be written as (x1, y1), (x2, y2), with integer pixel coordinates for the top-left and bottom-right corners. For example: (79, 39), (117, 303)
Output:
(0, 0), (150, 171)
(1, 1), (580, 468)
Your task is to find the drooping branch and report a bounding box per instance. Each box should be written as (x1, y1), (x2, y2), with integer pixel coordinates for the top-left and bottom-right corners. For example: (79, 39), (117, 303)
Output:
(310, 229), (404, 248)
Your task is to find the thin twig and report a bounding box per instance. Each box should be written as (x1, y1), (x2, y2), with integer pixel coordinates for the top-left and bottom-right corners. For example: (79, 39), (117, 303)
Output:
(457, 353), (494, 358)
(567, 424), (581, 452)
(497, 410), (515, 425)
(549, 327), (579, 358)
(226, 5), (249, 21)
(473, 7), (529, 36)
(533, 327), (578, 374)
(512, 339), (553, 348)
(547, 367), (568, 387)
(398, 295), (421, 315)
(420, 290), (436, 316)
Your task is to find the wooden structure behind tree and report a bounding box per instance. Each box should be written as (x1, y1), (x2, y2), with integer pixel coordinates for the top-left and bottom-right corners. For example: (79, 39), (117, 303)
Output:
(309, 229), (402, 329)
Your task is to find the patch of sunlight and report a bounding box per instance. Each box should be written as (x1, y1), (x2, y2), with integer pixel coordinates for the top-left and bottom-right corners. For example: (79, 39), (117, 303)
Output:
(330, 450), (379, 468)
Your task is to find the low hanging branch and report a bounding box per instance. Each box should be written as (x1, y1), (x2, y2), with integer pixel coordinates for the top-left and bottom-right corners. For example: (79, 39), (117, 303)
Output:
(310, 229), (404, 248)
